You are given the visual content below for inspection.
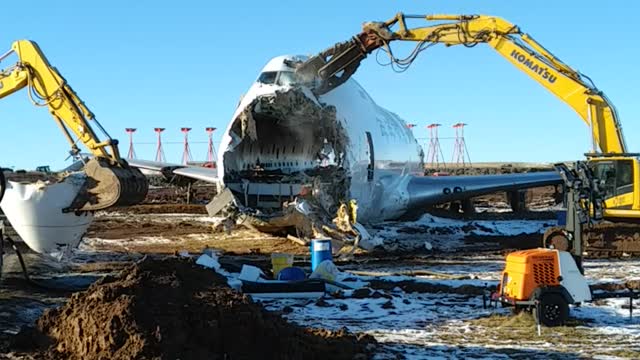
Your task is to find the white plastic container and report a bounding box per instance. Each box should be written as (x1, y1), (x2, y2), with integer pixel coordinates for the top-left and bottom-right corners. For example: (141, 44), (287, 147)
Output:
(0, 175), (93, 255)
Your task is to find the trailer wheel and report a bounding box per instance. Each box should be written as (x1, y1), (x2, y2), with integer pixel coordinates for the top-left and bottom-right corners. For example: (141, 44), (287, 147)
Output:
(534, 293), (569, 327)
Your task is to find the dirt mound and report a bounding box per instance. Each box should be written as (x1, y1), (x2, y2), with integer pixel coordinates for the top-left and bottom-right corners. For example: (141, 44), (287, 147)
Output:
(19, 257), (375, 360)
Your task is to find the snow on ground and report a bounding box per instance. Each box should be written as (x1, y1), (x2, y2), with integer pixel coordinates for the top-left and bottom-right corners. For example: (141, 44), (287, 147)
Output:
(340, 257), (504, 281)
(249, 257), (640, 359)
(584, 259), (640, 282)
(81, 235), (184, 249)
(367, 214), (556, 252)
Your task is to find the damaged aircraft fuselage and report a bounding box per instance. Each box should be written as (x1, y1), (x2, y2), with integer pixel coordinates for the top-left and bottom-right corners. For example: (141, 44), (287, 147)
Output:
(218, 56), (425, 223)
(131, 55), (561, 237)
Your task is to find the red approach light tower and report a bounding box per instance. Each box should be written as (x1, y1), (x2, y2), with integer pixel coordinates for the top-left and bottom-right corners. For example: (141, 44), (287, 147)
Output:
(181, 127), (193, 165)
(154, 128), (166, 162)
(125, 128), (137, 159)
(451, 123), (471, 167)
(426, 123), (445, 169)
(205, 127), (217, 168)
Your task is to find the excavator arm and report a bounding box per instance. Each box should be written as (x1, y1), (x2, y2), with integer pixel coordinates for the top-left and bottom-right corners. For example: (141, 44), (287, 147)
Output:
(297, 14), (626, 155)
(0, 40), (148, 211)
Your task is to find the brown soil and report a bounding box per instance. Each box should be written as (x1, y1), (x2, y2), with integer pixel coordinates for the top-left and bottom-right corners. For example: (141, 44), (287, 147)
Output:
(14, 257), (375, 360)
(87, 217), (212, 239)
(472, 185), (560, 211)
(143, 184), (216, 205)
(86, 214), (306, 256)
(114, 204), (208, 214)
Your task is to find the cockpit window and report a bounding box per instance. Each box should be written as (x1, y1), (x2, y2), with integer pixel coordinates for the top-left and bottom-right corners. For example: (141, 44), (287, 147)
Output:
(257, 71), (277, 84)
(277, 71), (296, 86)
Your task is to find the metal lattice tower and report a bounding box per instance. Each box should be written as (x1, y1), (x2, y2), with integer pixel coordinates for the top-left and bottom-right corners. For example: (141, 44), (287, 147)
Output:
(125, 128), (137, 159)
(181, 127), (193, 165)
(206, 127), (217, 166)
(451, 123), (471, 167)
(154, 128), (166, 162)
(426, 123), (445, 168)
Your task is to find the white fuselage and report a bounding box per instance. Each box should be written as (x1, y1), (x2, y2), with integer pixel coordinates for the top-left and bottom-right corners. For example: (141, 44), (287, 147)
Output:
(214, 56), (562, 224)
(217, 56), (424, 222)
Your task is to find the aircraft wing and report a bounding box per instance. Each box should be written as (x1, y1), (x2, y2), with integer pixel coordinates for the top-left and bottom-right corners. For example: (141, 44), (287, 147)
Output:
(405, 171), (562, 210)
(172, 166), (219, 183)
(128, 159), (219, 183)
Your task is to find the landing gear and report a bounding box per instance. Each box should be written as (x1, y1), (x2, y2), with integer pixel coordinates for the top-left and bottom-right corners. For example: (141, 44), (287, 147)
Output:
(507, 190), (526, 212)
(533, 293), (569, 327)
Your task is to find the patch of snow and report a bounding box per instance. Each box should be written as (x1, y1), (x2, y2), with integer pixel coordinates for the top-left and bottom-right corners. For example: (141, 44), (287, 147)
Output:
(257, 256), (640, 358)
(366, 214), (555, 252)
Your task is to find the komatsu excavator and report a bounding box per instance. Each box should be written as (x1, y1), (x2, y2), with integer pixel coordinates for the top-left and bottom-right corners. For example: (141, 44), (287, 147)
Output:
(296, 13), (640, 256)
(0, 40), (148, 211)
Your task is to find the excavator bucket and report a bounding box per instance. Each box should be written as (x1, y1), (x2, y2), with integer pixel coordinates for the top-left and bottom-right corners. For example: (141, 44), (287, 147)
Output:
(295, 39), (368, 95)
(69, 158), (148, 212)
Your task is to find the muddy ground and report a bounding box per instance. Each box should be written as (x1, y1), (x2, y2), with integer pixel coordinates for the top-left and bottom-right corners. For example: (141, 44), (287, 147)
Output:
(1, 203), (639, 358)
(8, 178), (640, 359)
(0, 193), (555, 359)
(8, 257), (375, 360)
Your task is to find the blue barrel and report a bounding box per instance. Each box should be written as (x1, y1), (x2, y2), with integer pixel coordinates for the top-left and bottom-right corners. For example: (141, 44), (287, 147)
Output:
(557, 210), (567, 226)
(310, 238), (332, 272)
(277, 267), (306, 281)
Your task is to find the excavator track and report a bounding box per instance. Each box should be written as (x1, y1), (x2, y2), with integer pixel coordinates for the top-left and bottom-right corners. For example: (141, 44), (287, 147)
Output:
(544, 223), (640, 258)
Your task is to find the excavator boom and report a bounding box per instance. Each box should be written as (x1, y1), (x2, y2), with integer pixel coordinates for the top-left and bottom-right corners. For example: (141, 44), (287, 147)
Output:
(298, 13), (640, 256)
(297, 13), (626, 155)
(0, 40), (148, 211)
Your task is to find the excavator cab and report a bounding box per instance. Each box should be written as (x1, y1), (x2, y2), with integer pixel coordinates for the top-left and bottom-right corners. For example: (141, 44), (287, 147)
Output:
(588, 157), (638, 216)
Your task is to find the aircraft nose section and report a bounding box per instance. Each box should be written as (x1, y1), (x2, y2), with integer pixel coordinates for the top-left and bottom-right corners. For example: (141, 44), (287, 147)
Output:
(0, 175), (93, 255)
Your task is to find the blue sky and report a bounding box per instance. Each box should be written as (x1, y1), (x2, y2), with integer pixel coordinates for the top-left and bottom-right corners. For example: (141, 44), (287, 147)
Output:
(1, 1), (638, 169)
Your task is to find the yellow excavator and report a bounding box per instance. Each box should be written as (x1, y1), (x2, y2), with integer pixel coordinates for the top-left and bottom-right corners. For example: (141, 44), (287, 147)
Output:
(296, 13), (640, 256)
(0, 40), (148, 211)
